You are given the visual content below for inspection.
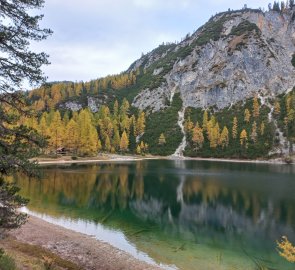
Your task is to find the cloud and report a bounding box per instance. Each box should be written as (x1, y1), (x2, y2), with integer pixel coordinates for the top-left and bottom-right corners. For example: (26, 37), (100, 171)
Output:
(36, 0), (271, 83)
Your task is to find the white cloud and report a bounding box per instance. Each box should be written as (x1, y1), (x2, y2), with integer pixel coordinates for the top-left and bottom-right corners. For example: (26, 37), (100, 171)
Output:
(36, 0), (272, 83)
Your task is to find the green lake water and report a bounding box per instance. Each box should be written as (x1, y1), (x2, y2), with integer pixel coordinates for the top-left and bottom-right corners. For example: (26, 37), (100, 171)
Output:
(14, 160), (295, 270)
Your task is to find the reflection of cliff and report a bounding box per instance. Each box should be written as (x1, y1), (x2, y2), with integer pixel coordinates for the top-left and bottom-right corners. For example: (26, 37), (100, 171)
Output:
(15, 162), (295, 244)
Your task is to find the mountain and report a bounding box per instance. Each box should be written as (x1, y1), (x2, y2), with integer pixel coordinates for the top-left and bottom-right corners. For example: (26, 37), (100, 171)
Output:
(27, 7), (295, 159)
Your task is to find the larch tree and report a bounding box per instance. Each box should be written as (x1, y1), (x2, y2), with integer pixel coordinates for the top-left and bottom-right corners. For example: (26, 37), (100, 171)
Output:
(0, 0), (52, 231)
(251, 121), (258, 143)
(253, 96), (260, 118)
(274, 100), (281, 116)
(192, 122), (204, 149)
(136, 111), (146, 136)
(244, 109), (251, 123)
(202, 110), (209, 132)
(240, 129), (248, 148)
(220, 126), (229, 148)
(120, 130), (129, 152)
(232, 117), (238, 139)
(65, 119), (79, 152)
(158, 133), (166, 145)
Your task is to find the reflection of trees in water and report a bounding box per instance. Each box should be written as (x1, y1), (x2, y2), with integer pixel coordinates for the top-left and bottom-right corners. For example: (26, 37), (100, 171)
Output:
(15, 163), (145, 211)
(182, 177), (295, 228)
(14, 162), (295, 243)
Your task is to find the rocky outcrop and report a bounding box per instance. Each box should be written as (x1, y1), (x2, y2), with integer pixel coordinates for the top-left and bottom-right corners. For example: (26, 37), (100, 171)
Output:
(131, 9), (295, 112)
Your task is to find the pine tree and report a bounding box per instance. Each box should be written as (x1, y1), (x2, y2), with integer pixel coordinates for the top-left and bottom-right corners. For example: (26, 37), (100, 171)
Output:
(120, 131), (129, 152)
(158, 133), (166, 145)
(253, 96), (260, 118)
(232, 117), (238, 139)
(244, 109), (251, 123)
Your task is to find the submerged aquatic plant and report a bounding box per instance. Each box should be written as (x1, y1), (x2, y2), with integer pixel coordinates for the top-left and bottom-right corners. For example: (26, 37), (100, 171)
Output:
(277, 236), (295, 263)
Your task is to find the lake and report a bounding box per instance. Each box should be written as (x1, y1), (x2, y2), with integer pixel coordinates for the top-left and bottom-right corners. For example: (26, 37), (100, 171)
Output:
(15, 160), (295, 270)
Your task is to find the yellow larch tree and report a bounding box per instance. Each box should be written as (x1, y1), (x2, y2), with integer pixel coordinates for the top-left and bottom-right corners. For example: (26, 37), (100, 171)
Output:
(192, 122), (204, 148)
(158, 133), (166, 145)
(253, 95), (260, 118)
(120, 130), (129, 152)
(244, 109), (251, 123)
(240, 129), (248, 148)
(220, 126), (229, 148)
(232, 117), (238, 139)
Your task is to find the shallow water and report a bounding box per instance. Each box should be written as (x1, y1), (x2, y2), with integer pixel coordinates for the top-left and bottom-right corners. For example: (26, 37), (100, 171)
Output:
(15, 160), (295, 270)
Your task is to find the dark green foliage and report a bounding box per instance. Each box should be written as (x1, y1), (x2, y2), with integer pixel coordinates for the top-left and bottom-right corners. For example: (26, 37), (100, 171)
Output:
(0, 0), (50, 232)
(142, 94), (183, 156)
(292, 54), (295, 67)
(184, 97), (275, 159)
(230, 20), (261, 36)
(193, 16), (229, 47)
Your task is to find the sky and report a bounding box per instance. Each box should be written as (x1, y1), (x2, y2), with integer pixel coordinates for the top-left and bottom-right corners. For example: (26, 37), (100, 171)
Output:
(33, 0), (272, 83)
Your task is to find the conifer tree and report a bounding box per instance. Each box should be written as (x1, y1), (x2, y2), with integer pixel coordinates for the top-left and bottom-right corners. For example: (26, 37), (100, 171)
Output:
(49, 111), (64, 151)
(65, 119), (79, 152)
(240, 129), (248, 148)
(274, 100), (281, 116)
(120, 131), (129, 152)
(251, 121), (258, 143)
(260, 122), (265, 136)
(244, 109), (251, 123)
(113, 130), (121, 151)
(202, 110), (208, 132)
(192, 122), (204, 148)
(136, 111), (146, 136)
(105, 135), (112, 152)
(253, 96), (260, 118)
(158, 133), (166, 145)
(232, 117), (238, 139)
(220, 126), (229, 148)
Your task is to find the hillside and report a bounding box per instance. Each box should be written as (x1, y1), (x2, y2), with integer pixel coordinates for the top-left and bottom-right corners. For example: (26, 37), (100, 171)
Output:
(26, 6), (295, 159)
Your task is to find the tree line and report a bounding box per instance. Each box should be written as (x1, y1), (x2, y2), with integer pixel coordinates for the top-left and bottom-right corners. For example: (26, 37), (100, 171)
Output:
(22, 99), (147, 156)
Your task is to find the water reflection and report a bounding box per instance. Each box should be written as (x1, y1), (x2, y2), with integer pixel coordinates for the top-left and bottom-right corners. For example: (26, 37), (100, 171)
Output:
(14, 160), (295, 270)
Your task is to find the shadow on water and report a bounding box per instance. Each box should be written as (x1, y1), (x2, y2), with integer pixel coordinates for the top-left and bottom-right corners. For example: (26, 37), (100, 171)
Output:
(14, 160), (295, 270)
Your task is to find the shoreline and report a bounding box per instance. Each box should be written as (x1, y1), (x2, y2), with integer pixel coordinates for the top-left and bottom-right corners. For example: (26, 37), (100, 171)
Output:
(0, 215), (162, 270)
(32, 154), (294, 166)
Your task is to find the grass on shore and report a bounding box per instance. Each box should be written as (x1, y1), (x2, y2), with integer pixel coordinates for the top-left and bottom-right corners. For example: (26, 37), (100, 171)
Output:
(0, 237), (81, 270)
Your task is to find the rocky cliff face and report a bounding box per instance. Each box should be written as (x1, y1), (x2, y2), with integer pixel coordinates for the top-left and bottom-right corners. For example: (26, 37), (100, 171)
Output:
(131, 9), (295, 112)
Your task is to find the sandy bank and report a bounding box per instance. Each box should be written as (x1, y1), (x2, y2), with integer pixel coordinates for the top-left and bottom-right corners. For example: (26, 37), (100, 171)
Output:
(33, 154), (293, 165)
(1, 215), (162, 270)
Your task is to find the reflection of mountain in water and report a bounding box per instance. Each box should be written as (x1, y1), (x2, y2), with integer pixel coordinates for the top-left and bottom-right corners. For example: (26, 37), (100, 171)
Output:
(15, 161), (295, 249)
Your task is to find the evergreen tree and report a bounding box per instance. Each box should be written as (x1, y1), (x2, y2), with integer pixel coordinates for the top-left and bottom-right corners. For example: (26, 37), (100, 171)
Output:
(0, 0), (51, 231)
